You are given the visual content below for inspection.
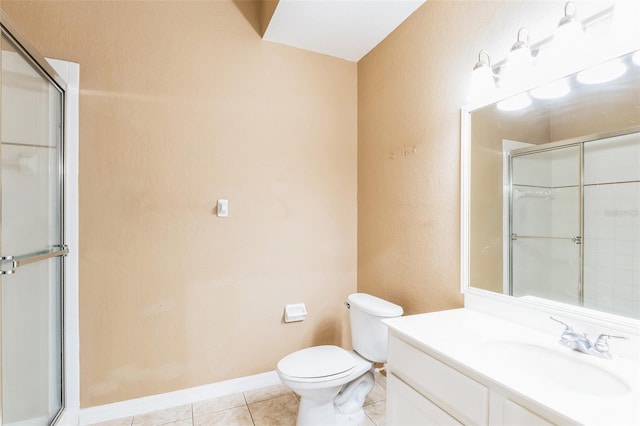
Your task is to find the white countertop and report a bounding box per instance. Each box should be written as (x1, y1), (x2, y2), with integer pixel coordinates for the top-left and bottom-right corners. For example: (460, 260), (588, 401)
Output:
(384, 308), (640, 426)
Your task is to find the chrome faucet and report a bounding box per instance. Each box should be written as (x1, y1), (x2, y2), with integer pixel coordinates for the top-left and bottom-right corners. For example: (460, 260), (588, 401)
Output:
(550, 317), (626, 359)
(551, 317), (591, 353)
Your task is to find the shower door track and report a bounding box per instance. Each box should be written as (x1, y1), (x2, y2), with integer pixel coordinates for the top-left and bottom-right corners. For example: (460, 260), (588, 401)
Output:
(509, 125), (640, 158)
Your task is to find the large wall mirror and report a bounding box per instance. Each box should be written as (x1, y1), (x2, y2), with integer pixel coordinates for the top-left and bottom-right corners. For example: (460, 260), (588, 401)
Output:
(462, 49), (640, 321)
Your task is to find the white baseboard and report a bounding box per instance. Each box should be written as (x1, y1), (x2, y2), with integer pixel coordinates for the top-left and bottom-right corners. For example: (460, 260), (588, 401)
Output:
(78, 370), (280, 425)
(56, 408), (80, 426)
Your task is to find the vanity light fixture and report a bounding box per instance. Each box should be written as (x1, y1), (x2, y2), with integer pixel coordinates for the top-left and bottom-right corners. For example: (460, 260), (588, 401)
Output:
(467, 2), (624, 105)
(554, 2), (585, 52)
(468, 50), (496, 102)
(576, 57), (627, 85)
(499, 28), (534, 91)
(538, 1), (587, 80)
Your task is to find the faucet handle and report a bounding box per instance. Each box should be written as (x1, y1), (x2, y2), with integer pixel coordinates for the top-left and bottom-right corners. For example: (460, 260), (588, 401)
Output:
(594, 334), (627, 354)
(550, 316), (572, 332)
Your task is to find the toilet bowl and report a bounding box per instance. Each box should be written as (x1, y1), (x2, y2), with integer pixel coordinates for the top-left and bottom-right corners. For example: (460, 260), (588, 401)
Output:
(278, 346), (373, 425)
(276, 293), (403, 426)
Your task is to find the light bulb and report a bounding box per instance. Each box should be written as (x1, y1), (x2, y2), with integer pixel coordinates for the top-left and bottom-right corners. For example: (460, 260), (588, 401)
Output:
(537, 2), (588, 83)
(500, 28), (534, 91)
(530, 78), (570, 100)
(468, 50), (496, 102)
(577, 58), (627, 85)
(555, 2), (585, 51)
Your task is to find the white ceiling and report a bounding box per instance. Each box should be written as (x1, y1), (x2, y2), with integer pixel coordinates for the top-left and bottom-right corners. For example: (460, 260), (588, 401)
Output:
(262, 0), (427, 62)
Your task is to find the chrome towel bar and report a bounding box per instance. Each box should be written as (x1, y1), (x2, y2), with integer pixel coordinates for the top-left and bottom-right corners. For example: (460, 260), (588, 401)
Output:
(0, 245), (69, 275)
(511, 234), (582, 244)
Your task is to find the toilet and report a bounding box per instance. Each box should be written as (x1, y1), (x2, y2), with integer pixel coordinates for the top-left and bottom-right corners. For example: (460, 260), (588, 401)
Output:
(276, 293), (403, 425)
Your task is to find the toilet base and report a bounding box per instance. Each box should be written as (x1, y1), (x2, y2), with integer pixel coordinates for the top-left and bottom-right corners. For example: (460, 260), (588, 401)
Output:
(336, 409), (366, 425)
(297, 397), (338, 426)
(295, 399), (368, 426)
(294, 370), (375, 426)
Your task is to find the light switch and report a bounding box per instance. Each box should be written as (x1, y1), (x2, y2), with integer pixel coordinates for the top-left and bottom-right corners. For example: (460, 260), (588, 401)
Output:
(217, 199), (228, 217)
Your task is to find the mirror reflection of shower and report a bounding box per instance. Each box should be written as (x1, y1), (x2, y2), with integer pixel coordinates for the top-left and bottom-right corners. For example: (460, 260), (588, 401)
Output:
(505, 130), (640, 319)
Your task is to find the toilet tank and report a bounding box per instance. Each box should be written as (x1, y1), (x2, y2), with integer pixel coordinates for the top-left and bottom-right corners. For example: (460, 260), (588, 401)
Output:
(347, 293), (403, 363)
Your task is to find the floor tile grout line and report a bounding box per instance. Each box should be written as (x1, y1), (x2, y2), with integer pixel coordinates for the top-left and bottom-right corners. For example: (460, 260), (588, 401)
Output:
(243, 390), (257, 426)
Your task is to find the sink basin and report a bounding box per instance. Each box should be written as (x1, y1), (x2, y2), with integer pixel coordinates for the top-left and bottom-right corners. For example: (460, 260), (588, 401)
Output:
(480, 341), (631, 396)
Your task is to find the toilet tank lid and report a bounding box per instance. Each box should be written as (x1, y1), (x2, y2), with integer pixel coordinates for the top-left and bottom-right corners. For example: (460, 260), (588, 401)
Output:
(347, 293), (403, 317)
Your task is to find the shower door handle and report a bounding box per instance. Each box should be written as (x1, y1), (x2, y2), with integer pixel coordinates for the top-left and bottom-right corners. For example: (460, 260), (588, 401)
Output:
(0, 245), (69, 275)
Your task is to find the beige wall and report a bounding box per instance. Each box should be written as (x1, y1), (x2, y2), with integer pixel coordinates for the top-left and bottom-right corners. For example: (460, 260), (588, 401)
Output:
(356, 0), (599, 313)
(357, 0), (502, 313)
(358, 0), (466, 314)
(2, 0), (357, 407)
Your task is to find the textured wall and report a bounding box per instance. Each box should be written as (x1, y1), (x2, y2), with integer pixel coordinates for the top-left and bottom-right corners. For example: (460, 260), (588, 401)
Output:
(357, 0), (476, 313)
(356, 0), (608, 313)
(2, 0), (356, 407)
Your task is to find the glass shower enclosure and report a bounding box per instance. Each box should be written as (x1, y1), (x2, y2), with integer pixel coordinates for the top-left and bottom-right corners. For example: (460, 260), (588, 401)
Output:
(0, 20), (66, 426)
(508, 131), (640, 319)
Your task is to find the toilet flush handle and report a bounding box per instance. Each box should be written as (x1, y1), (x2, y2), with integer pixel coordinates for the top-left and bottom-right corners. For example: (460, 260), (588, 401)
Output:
(344, 301), (350, 309)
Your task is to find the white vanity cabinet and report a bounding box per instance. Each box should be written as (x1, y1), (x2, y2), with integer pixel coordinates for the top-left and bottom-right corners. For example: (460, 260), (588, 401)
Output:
(384, 309), (638, 425)
(387, 335), (488, 425)
(386, 334), (560, 426)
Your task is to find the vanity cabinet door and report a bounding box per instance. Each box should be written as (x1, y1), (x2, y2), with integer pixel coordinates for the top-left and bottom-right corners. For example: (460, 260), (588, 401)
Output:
(388, 336), (489, 425)
(501, 399), (554, 426)
(488, 390), (556, 425)
(388, 374), (462, 426)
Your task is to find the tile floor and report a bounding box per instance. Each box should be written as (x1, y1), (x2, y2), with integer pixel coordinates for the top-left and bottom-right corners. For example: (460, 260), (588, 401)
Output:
(89, 372), (386, 426)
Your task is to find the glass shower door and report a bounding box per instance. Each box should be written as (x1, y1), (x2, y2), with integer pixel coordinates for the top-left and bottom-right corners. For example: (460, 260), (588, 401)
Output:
(583, 132), (640, 318)
(510, 146), (582, 305)
(0, 32), (65, 425)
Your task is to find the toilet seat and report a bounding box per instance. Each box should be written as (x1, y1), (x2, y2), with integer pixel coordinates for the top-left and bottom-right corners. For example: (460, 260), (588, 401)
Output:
(277, 345), (356, 383)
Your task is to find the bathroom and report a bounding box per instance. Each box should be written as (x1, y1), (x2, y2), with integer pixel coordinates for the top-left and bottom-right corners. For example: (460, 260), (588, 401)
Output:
(0, 0), (638, 425)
